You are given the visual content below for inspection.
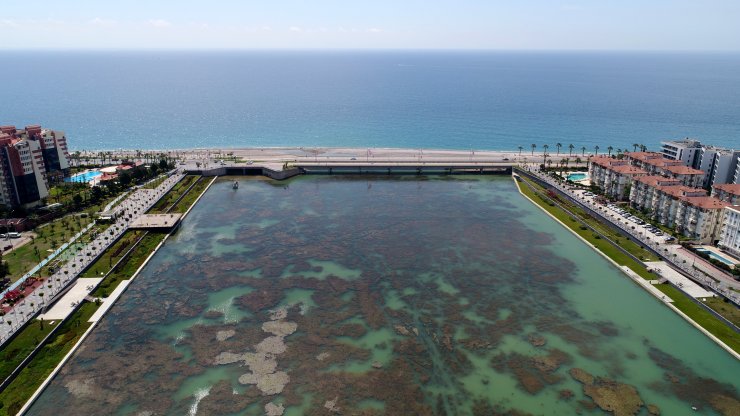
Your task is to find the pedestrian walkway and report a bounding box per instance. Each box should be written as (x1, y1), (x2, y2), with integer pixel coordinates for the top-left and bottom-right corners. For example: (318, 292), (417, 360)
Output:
(644, 262), (715, 298)
(38, 278), (103, 320)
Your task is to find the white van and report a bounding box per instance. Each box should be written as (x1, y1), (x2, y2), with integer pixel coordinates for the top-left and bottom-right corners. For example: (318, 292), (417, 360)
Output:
(8, 232), (21, 238)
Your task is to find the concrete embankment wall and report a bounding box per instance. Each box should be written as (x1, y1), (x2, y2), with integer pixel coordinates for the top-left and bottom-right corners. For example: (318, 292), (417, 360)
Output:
(189, 165), (512, 178)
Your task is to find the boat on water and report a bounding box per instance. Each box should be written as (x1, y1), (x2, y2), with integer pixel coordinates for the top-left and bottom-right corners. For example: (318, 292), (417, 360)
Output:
(232, 181), (239, 189)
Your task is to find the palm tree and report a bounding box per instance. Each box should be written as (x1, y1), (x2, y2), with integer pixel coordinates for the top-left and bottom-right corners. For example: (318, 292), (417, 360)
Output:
(594, 145), (600, 156)
(581, 146), (586, 156)
(518, 146), (523, 156)
(556, 143), (562, 155)
(640, 144), (647, 152)
(531, 144), (536, 155)
(607, 146), (613, 157)
(543, 144), (549, 156)
(633, 143), (639, 152)
(568, 144), (574, 156)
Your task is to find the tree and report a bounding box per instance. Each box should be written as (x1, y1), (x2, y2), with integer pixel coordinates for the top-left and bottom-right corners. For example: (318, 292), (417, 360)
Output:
(607, 146), (613, 157)
(531, 143), (536, 155)
(633, 143), (639, 152)
(568, 144), (574, 156)
(119, 172), (132, 188)
(518, 146), (523, 156)
(159, 158), (169, 170)
(594, 145), (600, 156)
(581, 146), (586, 156)
(543, 144), (549, 155)
(0, 252), (9, 279)
(556, 143), (562, 155)
(73, 194), (83, 207)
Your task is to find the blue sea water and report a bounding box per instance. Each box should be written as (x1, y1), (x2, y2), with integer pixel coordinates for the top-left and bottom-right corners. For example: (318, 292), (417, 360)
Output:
(1, 50), (739, 151)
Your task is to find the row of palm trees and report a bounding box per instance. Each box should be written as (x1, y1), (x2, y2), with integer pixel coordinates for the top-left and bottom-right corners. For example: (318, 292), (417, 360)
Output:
(519, 143), (648, 157)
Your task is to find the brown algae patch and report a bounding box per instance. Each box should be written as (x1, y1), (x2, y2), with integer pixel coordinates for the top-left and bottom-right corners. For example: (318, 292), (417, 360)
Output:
(569, 368), (644, 416)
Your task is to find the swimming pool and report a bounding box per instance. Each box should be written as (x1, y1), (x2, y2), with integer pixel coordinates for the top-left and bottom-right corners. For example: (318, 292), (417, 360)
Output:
(695, 248), (736, 266)
(65, 170), (102, 183)
(567, 172), (588, 181)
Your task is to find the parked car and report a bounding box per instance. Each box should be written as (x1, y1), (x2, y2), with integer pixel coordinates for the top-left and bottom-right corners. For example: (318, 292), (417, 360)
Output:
(7, 232), (20, 238)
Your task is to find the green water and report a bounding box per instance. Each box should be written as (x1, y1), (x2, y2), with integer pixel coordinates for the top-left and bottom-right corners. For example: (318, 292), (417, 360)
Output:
(26, 176), (740, 416)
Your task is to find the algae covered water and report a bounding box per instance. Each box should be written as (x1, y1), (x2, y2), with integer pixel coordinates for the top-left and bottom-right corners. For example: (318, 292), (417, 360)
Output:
(27, 176), (739, 415)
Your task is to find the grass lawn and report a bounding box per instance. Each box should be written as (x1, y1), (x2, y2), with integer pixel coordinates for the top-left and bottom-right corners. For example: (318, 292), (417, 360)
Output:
(169, 177), (211, 213)
(4, 214), (94, 282)
(91, 231), (167, 298)
(148, 175), (199, 213)
(80, 231), (143, 278)
(703, 297), (740, 328)
(0, 301), (98, 416)
(0, 319), (54, 384)
(654, 284), (740, 353)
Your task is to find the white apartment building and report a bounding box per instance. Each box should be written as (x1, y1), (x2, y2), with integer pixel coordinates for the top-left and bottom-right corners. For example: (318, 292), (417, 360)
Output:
(589, 156), (647, 200)
(674, 196), (728, 243)
(661, 139), (702, 166)
(719, 206), (740, 258)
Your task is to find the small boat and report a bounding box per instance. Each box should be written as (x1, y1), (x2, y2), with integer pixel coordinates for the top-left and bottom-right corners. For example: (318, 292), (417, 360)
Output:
(232, 181), (239, 189)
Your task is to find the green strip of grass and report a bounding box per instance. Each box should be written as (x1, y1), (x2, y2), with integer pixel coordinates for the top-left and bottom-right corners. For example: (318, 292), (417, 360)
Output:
(147, 175), (199, 213)
(654, 284), (740, 353)
(0, 320), (54, 384)
(0, 301), (98, 416)
(168, 177), (211, 213)
(703, 297), (740, 328)
(80, 230), (143, 278)
(91, 231), (166, 298)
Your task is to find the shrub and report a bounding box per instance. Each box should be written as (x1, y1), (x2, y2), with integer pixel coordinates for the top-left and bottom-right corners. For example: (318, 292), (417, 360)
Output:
(593, 234), (602, 239)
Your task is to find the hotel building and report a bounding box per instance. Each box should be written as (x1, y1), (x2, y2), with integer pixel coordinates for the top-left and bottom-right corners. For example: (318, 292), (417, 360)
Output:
(0, 125), (71, 209)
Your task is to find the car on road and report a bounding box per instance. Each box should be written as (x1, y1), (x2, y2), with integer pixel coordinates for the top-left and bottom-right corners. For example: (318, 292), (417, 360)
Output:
(246, 160), (254, 165)
(350, 157), (357, 160)
(8, 232), (21, 238)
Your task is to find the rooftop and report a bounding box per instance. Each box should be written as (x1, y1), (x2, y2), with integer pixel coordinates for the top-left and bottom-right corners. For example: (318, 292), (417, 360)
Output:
(658, 185), (707, 199)
(681, 196), (729, 210)
(610, 165), (647, 175)
(713, 183), (740, 196)
(662, 165), (705, 175)
(633, 175), (681, 187)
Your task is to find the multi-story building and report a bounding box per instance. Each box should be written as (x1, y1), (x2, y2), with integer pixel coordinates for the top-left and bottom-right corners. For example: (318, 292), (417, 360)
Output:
(660, 139), (740, 189)
(712, 183), (740, 205)
(719, 206), (740, 258)
(629, 176), (681, 216)
(674, 196), (728, 243)
(661, 139), (702, 166)
(0, 125), (71, 209)
(588, 156), (647, 200)
(625, 152), (705, 187)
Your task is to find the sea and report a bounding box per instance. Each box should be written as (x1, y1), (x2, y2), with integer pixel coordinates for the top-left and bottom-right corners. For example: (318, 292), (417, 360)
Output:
(1, 50), (740, 151)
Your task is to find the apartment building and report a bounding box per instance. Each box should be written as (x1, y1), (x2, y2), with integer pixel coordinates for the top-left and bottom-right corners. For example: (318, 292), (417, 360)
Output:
(660, 139), (740, 189)
(712, 183), (740, 205)
(588, 156), (647, 200)
(625, 152), (705, 187)
(660, 139), (702, 166)
(0, 125), (71, 209)
(719, 206), (740, 258)
(674, 196), (728, 243)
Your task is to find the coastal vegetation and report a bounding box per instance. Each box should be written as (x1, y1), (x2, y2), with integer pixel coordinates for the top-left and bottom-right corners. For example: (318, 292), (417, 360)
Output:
(148, 175), (199, 213)
(516, 173), (740, 355)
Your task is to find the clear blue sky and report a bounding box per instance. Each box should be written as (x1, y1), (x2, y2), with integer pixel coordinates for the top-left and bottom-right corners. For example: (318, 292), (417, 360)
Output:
(2, 0), (739, 50)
